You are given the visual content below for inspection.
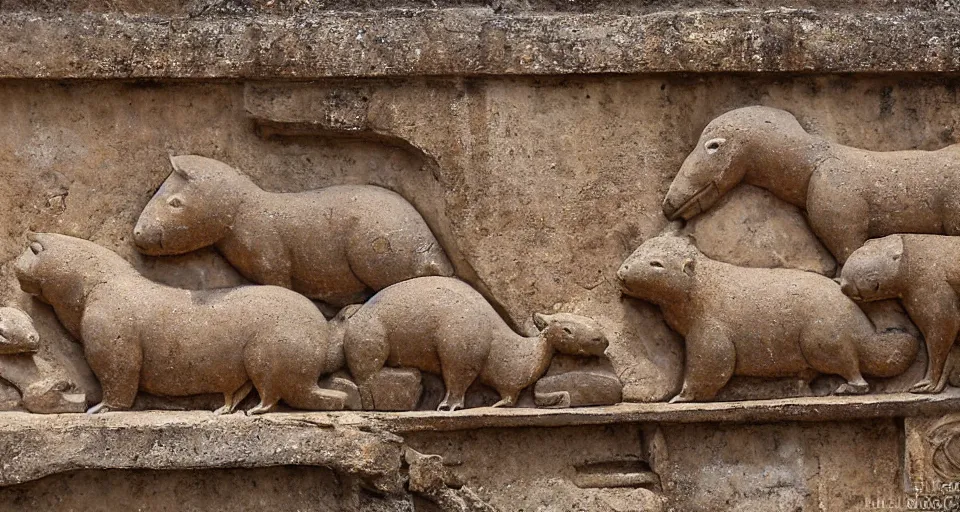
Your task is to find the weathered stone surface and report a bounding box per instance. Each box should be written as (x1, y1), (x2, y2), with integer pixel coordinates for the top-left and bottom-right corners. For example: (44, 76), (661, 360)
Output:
(3, 9), (960, 79)
(0, 411), (406, 492)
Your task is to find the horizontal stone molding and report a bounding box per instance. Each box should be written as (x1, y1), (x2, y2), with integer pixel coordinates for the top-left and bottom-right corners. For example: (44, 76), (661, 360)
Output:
(1, 8), (959, 79)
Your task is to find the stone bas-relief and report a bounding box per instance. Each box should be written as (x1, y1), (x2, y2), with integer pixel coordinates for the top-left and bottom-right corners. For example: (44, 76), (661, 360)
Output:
(0, 307), (85, 413)
(134, 155), (454, 308)
(840, 235), (960, 393)
(15, 232), (350, 414)
(663, 105), (960, 263)
(342, 276), (613, 411)
(617, 225), (919, 402)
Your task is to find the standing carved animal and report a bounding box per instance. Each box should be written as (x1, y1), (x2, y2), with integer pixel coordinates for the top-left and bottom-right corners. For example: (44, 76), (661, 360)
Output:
(0, 307), (86, 413)
(840, 234), (960, 393)
(14, 233), (347, 414)
(342, 277), (610, 411)
(134, 155), (454, 307)
(662, 106), (960, 263)
(616, 226), (919, 402)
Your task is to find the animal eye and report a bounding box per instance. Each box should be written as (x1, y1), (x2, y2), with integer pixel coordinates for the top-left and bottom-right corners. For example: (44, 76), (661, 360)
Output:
(167, 197), (184, 208)
(704, 138), (726, 154)
(29, 242), (43, 255)
(650, 261), (664, 268)
(562, 327), (573, 335)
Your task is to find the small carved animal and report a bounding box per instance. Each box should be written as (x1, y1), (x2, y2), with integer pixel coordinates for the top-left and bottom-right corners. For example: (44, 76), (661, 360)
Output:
(0, 307), (85, 413)
(616, 225), (919, 402)
(15, 233), (347, 414)
(342, 276), (610, 411)
(840, 234), (960, 393)
(662, 106), (960, 263)
(134, 155), (454, 307)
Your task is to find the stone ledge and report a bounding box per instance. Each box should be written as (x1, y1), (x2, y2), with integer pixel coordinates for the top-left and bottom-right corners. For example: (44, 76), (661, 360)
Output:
(1, 8), (959, 79)
(0, 392), (953, 486)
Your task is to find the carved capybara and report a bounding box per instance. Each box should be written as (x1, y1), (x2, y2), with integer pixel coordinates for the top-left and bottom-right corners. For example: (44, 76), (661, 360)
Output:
(616, 225), (919, 402)
(0, 307), (86, 413)
(662, 106), (960, 263)
(14, 233), (347, 414)
(840, 234), (960, 393)
(133, 155), (454, 307)
(342, 276), (610, 411)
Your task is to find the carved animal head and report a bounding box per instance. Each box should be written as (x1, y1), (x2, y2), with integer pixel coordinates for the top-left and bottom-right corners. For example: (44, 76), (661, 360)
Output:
(15, 233), (128, 306)
(134, 155), (252, 256)
(0, 307), (40, 355)
(617, 223), (701, 304)
(662, 106), (802, 220)
(838, 235), (904, 302)
(533, 312), (609, 357)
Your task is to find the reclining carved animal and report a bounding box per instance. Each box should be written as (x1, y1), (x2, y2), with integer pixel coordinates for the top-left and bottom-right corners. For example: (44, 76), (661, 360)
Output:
(662, 106), (960, 263)
(616, 225), (919, 402)
(134, 155), (454, 307)
(840, 234), (960, 393)
(14, 233), (347, 414)
(0, 307), (86, 413)
(342, 276), (611, 411)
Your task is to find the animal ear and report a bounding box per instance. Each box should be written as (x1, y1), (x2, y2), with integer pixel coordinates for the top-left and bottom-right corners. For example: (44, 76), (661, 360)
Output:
(891, 236), (904, 262)
(169, 155), (197, 181)
(682, 258), (696, 277)
(533, 312), (550, 330)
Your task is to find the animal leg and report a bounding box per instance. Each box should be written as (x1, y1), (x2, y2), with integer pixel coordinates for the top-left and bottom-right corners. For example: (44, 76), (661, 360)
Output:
(492, 390), (520, 408)
(806, 178), (870, 265)
(438, 389), (466, 412)
(214, 381), (253, 415)
(342, 321), (389, 410)
(248, 394), (280, 415)
(83, 334), (142, 414)
(835, 374), (869, 395)
(904, 291), (960, 393)
(668, 325), (735, 403)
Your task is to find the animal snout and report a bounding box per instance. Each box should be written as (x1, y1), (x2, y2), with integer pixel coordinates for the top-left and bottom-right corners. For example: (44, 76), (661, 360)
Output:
(838, 278), (860, 299)
(132, 221), (161, 249)
(616, 264), (629, 281)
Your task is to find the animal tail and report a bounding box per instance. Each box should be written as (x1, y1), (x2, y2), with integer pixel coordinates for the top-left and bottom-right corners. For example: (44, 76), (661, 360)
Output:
(857, 300), (921, 377)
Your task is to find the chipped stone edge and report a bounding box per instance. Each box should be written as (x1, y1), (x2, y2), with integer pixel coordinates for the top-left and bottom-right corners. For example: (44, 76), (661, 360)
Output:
(0, 391), (953, 486)
(2, 8), (960, 79)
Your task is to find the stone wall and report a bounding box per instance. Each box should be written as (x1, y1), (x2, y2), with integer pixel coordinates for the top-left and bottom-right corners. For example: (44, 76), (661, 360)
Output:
(2, 1), (960, 510)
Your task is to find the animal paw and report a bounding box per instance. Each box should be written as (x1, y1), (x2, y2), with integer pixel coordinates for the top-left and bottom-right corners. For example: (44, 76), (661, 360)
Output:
(86, 402), (111, 414)
(836, 382), (870, 395)
(668, 393), (695, 404)
(213, 404), (233, 415)
(910, 379), (938, 393)
(437, 400), (464, 412)
(491, 397), (516, 408)
(247, 402), (277, 415)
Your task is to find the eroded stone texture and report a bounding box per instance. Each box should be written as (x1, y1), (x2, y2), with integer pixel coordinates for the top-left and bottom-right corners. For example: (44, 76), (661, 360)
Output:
(841, 235), (960, 394)
(618, 227), (919, 402)
(0, 307), (86, 413)
(134, 155), (454, 308)
(14, 233), (348, 414)
(342, 276), (611, 411)
(664, 105), (960, 264)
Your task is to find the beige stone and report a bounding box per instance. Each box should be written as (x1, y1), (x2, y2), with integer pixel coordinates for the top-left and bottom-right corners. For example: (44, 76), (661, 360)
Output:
(14, 233), (347, 414)
(841, 234), (960, 393)
(343, 277), (612, 411)
(618, 226), (919, 402)
(134, 155), (453, 308)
